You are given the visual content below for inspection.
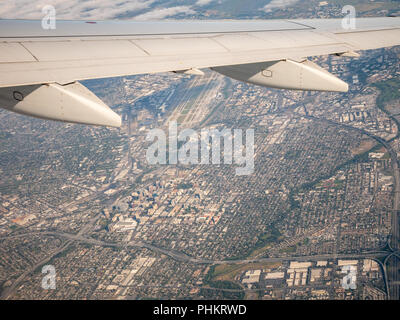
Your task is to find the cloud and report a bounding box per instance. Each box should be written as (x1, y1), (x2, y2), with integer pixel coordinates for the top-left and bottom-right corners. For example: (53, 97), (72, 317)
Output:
(262, 0), (299, 12)
(0, 0), (155, 20)
(133, 6), (195, 21)
(195, 0), (215, 6)
(0, 0), (219, 21)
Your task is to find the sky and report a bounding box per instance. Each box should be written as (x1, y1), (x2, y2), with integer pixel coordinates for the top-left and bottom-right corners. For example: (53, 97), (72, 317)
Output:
(263, 0), (299, 12)
(0, 0), (298, 20)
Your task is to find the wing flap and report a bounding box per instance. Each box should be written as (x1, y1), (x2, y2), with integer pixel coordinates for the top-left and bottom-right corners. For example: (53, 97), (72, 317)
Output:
(22, 40), (149, 61)
(335, 29), (400, 51)
(0, 42), (37, 63)
(133, 37), (228, 56)
(242, 30), (339, 49)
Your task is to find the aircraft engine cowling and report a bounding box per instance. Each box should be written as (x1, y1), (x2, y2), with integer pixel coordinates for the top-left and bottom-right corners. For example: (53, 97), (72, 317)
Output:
(212, 59), (349, 92)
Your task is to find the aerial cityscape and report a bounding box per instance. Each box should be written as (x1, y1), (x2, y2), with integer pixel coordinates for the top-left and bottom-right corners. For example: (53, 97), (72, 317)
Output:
(0, 0), (400, 301)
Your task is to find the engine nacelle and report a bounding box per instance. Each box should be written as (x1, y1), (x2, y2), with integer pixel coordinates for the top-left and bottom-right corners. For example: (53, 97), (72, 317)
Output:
(212, 59), (349, 92)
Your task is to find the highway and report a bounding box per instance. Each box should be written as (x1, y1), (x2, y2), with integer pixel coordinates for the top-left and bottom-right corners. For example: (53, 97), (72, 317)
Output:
(0, 239), (72, 299)
(0, 228), (392, 299)
(0, 214), (101, 300)
(0, 229), (389, 265)
(304, 114), (400, 300)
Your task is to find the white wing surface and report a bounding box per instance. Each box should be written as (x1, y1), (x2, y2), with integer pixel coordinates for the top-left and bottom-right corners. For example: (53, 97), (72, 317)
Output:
(0, 17), (399, 126)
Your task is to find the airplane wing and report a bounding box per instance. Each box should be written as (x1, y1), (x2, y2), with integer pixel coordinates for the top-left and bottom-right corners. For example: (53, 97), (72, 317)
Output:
(0, 17), (399, 127)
